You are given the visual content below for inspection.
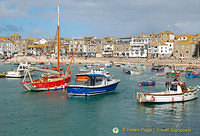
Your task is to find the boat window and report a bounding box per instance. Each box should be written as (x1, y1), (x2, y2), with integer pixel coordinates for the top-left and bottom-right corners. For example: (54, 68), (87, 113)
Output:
(182, 85), (187, 91)
(170, 84), (177, 91)
(95, 77), (103, 85)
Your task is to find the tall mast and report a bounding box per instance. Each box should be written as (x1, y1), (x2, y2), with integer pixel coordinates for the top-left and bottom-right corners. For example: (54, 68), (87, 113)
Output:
(57, 5), (60, 72)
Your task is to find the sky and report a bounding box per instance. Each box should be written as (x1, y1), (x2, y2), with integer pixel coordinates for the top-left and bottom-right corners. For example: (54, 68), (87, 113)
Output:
(0, 0), (200, 39)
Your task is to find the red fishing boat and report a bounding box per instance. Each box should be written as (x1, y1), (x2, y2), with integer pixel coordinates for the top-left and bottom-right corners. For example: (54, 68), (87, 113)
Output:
(20, 6), (79, 92)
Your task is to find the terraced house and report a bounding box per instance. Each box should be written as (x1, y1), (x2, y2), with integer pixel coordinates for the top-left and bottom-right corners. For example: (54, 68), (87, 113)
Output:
(101, 37), (115, 57)
(83, 37), (102, 57)
(0, 39), (14, 56)
(129, 37), (149, 58)
(174, 34), (196, 59)
(114, 37), (130, 57)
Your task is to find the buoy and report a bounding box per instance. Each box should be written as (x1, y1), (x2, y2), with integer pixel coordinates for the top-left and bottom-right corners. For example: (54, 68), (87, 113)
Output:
(150, 96), (155, 101)
(182, 96), (185, 101)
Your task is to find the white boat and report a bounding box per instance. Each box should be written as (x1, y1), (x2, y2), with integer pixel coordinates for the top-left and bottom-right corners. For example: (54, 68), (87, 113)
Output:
(79, 66), (91, 73)
(6, 71), (23, 78)
(136, 81), (199, 104)
(105, 63), (112, 68)
(131, 70), (143, 75)
(156, 73), (165, 76)
(4, 61), (11, 64)
(5, 62), (33, 78)
(17, 62), (31, 72)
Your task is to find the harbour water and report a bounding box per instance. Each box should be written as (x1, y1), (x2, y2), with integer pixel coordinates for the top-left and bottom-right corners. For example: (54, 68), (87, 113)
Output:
(0, 62), (200, 136)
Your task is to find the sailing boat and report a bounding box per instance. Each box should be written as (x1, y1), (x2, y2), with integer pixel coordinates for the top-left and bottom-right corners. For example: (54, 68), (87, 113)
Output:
(20, 6), (79, 91)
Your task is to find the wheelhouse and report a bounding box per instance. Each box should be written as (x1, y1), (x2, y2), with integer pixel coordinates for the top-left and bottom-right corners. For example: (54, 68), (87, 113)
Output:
(165, 82), (187, 93)
(75, 74), (107, 86)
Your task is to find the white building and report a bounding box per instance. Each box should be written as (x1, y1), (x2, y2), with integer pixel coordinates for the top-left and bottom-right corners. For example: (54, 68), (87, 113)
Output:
(0, 39), (14, 56)
(69, 39), (84, 55)
(102, 44), (114, 56)
(129, 37), (149, 58)
(34, 38), (48, 44)
(156, 40), (173, 58)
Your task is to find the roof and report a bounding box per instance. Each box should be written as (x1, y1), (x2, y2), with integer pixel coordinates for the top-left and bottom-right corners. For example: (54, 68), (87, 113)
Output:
(63, 38), (72, 41)
(11, 33), (20, 37)
(0, 37), (9, 40)
(161, 30), (174, 35)
(153, 40), (167, 46)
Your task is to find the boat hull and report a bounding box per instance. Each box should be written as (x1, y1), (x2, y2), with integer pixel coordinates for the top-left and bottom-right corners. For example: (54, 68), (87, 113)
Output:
(20, 76), (71, 92)
(136, 89), (198, 104)
(67, 80), (120, 96)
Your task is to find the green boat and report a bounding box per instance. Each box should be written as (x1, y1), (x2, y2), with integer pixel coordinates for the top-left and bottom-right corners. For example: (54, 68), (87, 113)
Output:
(166, 70), (181, 78)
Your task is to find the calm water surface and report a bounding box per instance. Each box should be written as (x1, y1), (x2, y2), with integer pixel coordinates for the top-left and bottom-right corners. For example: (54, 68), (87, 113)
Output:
(0, 62), (200, 136)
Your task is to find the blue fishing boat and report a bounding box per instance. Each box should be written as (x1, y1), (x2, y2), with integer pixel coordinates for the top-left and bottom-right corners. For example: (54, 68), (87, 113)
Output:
(185, 71), (199, 78)
(122, 69), (131, 74)
(151, 66), (164, 72)
(139, 80), (156, 86)
(67, 73), (120, 96)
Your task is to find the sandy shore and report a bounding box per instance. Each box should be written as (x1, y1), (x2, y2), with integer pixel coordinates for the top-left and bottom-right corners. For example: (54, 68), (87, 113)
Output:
(2, 56), (200, 67)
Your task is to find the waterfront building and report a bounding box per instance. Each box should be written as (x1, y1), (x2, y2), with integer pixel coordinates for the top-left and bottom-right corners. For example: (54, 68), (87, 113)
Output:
(0, 39), (14, 56)
(114, 37), (131, 57)
(60, 38), (71, 55)
(129, 37), (149, 58)
(83, 37), (101, 57)
(69, 38), (84, 56)
(173, 34), (196, 59)
(153, 40), (172, 58)
(26, 38), (38, 55)
(102, 37), (115, 57)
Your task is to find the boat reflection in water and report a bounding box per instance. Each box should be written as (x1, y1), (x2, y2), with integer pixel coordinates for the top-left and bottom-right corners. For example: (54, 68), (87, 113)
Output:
(136, 100), (198, 126)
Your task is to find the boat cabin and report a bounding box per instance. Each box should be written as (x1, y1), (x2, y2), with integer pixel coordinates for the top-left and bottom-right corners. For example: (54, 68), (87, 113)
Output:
(75, 74), (108, 86)
(17, 62), (31, 72)
(165, 82), (187, 93)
